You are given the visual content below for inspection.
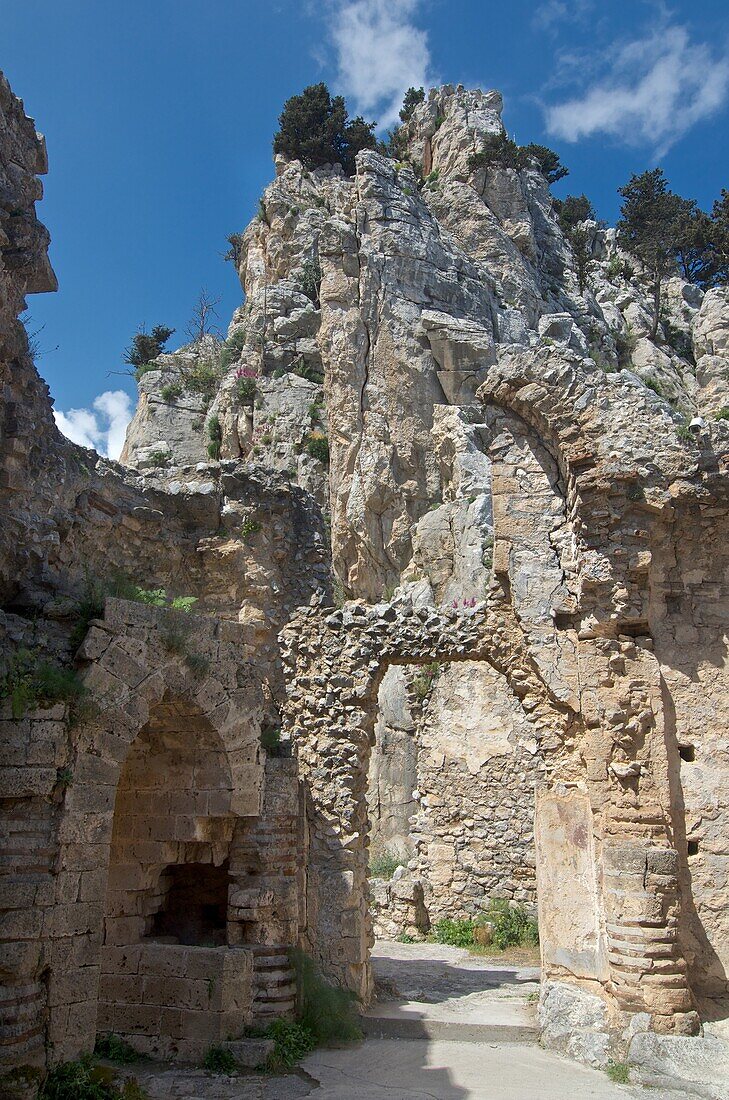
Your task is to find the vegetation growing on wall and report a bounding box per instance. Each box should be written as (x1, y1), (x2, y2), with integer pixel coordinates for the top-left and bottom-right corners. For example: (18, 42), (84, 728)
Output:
(70, 577), (198, 651)
(0, 649), (85, 719)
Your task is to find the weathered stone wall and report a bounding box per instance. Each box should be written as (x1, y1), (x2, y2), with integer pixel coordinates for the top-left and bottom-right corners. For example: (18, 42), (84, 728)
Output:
(367, 667), (417, 861)
(649, 496), (729, 1006)
(368, 659), (542, 936)
(409, 660), (542, 916)
(281, 323), (729, 1046)
(0, 70), (59, 602)
(0, 599), (305, 1074)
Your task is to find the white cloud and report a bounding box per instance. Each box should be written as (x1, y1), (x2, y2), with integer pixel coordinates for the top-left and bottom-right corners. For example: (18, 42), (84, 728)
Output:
(544, 23), (729, 155)
(328, 0), (434, 129)
(54, 390), (133, 461)
(533, 0), (593, 31)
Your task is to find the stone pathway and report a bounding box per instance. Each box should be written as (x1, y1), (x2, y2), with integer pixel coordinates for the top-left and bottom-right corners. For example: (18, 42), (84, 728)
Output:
(116, 941), (726, 1099)
(363, 938), (540, 1041)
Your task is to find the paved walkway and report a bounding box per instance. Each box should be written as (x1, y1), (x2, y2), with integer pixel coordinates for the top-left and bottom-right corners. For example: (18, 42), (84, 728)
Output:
(119, 940), (723, 1099)
(362, 938), (540, 1040)
(296, 939), (641, 1099)
(302, 1038), (651, 1099)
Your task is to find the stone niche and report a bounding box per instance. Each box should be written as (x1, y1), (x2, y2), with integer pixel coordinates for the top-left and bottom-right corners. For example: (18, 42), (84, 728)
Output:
(98, 699), (253, 1058)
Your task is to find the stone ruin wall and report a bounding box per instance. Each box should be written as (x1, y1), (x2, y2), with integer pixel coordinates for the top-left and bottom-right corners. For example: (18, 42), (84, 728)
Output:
(368, 659), (543, 940)
(0, 74), (326, 1081)
(281, 345), (729, 1053)
(2, 595), (308, 1071)
(2, 71), (729, 1087)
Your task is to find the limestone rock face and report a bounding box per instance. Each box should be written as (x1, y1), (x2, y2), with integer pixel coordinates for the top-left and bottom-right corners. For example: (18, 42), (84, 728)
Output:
(119, 360), (209, 469)
(409, 85), (504, 180)
(121, 84), (713, 607)
(693, 287), (729, 417)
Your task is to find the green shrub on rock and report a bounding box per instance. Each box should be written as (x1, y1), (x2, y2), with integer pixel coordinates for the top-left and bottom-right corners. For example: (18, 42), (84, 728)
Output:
(207, 414), (222, 460)
(264, 1019), (315, 1070)
(39, 1057), (120, 1100)
(93, 1035), (140, 1065)
(220, 328), (247, 370)
(292, 949), (362, 1045)
(305, 433), (329, 463)
(202, 1046), (236, 1075)
(368, 849), (406, 879)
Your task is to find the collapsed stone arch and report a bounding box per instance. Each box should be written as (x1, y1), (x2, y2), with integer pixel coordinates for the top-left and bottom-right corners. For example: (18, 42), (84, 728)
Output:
(282, 357), (701, 1041)
(480, 350), (706, 1037)
(281, 599), (579, 999)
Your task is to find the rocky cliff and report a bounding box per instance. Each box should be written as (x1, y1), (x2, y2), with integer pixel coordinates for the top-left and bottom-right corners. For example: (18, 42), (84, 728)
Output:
(117, 85), (729, 1010)
(124, 83), (728, 602)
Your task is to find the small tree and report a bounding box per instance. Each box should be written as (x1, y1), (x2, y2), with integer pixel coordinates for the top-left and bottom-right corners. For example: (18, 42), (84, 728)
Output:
(711, 190), (729, 285)
(344, 115), (380, 170)
(399, 86), (425, 123)
(385, 126), (408, 159)
(224, 233), (243, 267)
(273, 83), (377, 175)
(674, 202), (715, 288)
(617, 169), (686, 340)
(186, 289), (222, 345)
(124, 324), (174, 378)
(467, 132), (526, 173)
(570, 225), (592, 295)
(554, 194), (596, 232)
(521, 143), (569, 185)
(297, 257), (322, 308)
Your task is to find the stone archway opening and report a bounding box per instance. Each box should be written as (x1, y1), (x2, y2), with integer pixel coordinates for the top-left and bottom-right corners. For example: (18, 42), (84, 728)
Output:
(102, 698), (234, 950)
(366, 655), (544, 956)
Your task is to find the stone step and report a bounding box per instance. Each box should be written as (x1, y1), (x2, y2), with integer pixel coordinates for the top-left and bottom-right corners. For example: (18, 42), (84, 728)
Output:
(253, 972), (296, 990)
(254, 985), (296, 1000)
(253, 1003), (296, 1019)
(257, 988), (297, 1005)
(360, 1015), (539, 1044)
(250, 944), (290, 958)
(219, 1037), (274, 1068)
(253, 955), (291, 970)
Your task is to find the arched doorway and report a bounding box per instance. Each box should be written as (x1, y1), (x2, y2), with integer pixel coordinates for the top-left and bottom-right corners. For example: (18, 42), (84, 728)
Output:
(97, 697), (251, 1059)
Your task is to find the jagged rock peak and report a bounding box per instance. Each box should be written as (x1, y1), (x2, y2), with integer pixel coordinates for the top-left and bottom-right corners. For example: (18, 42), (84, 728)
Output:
(405, 84), (505, 178)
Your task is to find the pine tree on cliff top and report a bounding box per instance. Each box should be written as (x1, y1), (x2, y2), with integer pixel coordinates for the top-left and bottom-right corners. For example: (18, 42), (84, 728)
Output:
(273, 83), (377, 175)
(617, 169), (686, 340)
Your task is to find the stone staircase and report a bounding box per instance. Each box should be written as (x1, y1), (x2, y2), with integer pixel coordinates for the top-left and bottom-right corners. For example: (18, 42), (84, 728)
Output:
(250, 945), (297, 1023)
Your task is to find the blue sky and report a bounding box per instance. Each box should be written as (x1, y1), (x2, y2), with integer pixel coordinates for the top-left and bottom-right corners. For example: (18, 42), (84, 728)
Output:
(5, 0), (729, 455)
